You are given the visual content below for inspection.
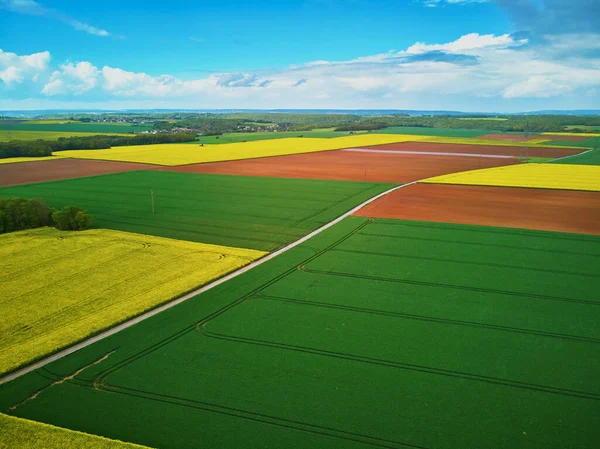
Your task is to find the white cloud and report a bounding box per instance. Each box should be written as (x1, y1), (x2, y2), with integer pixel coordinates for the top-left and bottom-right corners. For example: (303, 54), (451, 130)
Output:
(423, 0), (489, 6)
(5, 31), (600, 110)
(0, 0), (112, 37)
(42, 61), (99, 95)
(0, 48), (50, 86)
(406, 33), (525, 54)
(69, 19), (110, 37)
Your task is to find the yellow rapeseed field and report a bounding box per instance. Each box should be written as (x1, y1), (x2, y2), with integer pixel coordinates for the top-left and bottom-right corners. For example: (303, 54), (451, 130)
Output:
(0, 414), (154, 449)
(0, 228), (266, 375)
(0, 155), (67, 165)
(422, 163), (600, 191)
(542, 132), (600, 137)
(54, 134), (431, 166)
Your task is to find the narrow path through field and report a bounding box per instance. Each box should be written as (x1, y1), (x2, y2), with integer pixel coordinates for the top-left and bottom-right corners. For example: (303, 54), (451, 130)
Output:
(0, 181), (417, 385)
(343, 148), (516, 159)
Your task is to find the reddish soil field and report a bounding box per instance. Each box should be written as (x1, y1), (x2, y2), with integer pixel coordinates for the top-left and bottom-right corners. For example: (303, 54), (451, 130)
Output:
(362, 141), (583, 158)
(0, 158), (159, 187)
(355, 183), (600, 235)
(479, 133), (541, 142)
(538, 134), (591, 141)
(165, 149), (516, 183)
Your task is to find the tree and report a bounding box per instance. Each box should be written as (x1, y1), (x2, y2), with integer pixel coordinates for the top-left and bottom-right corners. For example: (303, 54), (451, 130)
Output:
(0, 198), (53, 234)
(52, 206), (93, 231)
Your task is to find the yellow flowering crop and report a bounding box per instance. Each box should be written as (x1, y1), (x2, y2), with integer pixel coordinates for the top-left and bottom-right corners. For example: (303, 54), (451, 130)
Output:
(541, 132), (600, 137)
(422, 163), (600, 192)
(0, 228), (266, 375)
(0, 413), (154, 449)
(418, 136), (575, 147)
(0, 155), (67, 165)
(54, 134), (431, 166)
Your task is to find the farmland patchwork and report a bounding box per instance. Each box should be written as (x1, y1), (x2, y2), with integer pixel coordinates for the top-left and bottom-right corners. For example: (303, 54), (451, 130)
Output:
(2, 217), (599, 449)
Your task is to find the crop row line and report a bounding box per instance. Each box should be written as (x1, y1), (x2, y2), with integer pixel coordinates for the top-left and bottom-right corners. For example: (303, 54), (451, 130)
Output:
(329, 248), (600, 278)
(301, 268), (599, 306)
(197, 326), (600, 401)
(357, 232), (600, 257)
(254, 294), (600, 344)
(369, 219), (600, 244)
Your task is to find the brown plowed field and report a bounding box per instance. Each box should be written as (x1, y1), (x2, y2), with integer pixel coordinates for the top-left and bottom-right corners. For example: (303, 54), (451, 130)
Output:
(362, 141), (583, 158)
(0, 158), (159, 186)
(354, 183), (600, 235)
(479, 133), (541, 142)
(165, 149), (516, 183)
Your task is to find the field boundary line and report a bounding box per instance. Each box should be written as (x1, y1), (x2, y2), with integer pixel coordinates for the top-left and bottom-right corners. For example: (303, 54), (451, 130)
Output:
(343, 148), (516, 159)
(0, 181), (415, 385)
(549, 149), (593, 163)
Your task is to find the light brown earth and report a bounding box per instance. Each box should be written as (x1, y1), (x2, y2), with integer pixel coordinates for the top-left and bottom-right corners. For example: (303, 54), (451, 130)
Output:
(540, 135), (591, 141)
(362, 141), (583, 158)
(354, 183), (600, 235)
(0, 158), (158, 186)
(479, 133), (542, 142)
(166, 149), (517, 183)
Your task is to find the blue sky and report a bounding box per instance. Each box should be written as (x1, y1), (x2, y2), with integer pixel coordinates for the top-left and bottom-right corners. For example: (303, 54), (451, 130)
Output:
(1, 0), (599, 111)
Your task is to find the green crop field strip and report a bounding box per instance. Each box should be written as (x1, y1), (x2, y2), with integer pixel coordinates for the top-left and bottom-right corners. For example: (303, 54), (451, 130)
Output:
(373, 126), (493, 138)
(549, 148), (600, 165)
(546, 136), (600, 148)
(0, 123), (152, 134)
(0, 130), (130, 141)
(193, 130), (367, 144)
(0, 171), (392, 251)
(2, 217), (599, 449)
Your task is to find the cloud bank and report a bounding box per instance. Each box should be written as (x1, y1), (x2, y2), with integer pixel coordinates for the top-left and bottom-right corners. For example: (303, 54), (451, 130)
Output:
(1, 0), (599, 111)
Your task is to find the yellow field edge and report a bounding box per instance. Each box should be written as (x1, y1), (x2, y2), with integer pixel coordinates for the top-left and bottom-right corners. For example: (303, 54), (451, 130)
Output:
(542, 132), (600, 137)
(0, 228), (267, 375)
(0, 413), (154, 449)
(0, 155), (68, 165)
(421, 163), (600, 192)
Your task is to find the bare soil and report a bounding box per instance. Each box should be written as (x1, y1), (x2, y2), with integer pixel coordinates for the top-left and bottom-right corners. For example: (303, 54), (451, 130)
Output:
(0, 158), (159, 187)
(354, 183), (600, 235)
(165, 150), (516, 183)
(362, 141), (583, 158)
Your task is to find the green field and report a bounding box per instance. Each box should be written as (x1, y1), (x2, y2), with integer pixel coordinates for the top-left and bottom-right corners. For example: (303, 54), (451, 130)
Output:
(193, 130), (367, 144)
(549, 148), (600, 165)
(0, 122), (152, 134)
(0, 171), (392, 251)
(373, 126), (495, 138)
(546, 136), (600, 148)
(2, 217), (599, 449)
(0, 130), (130, 141)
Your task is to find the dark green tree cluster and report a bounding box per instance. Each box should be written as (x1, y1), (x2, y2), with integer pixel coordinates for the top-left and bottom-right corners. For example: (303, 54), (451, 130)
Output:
(0, 132), (197, 159)
(52, 206), (93, 231)
(0, 198), (92, 234)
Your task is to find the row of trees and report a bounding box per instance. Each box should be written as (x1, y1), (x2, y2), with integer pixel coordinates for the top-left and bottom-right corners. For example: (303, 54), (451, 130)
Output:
(152, 113), (600, 135)
(0, 198), (92, 234)
(0, 132), (197, 159)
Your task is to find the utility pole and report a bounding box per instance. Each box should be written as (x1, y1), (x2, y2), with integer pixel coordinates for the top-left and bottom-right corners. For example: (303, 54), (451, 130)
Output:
(151, 190), (155, 214)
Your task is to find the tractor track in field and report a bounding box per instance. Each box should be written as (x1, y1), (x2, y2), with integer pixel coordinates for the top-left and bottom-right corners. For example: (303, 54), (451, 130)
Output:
(0, 181), (417, 385)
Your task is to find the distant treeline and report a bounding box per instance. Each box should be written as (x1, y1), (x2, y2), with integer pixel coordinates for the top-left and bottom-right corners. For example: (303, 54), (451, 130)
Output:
(152, 113), (600, 135)
(0, 132), (196, 159)
(0, 198), (92, 233)
(334, 123), (387, 131)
